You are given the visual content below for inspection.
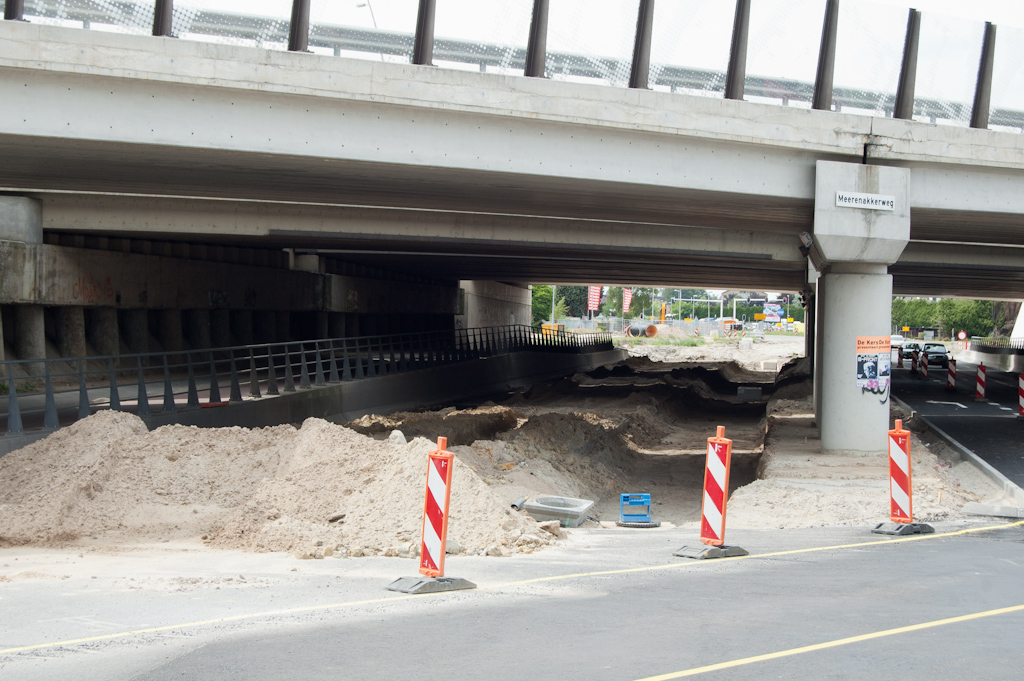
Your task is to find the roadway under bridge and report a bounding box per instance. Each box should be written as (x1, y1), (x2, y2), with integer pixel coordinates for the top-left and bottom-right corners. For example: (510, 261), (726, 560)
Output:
(0, 18), (1022, 456)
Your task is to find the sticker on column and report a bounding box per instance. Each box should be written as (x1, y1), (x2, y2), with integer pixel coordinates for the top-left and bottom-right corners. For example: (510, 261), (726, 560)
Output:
(856, 336), (891, 393)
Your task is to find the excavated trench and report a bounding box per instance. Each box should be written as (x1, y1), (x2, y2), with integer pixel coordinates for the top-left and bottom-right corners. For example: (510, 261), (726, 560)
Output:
(347, 356), (810, 525)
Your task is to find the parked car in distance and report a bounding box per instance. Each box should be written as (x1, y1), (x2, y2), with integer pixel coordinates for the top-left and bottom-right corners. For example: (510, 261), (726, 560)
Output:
(890, 334), (905, 348)
(922, 342), (950, 368)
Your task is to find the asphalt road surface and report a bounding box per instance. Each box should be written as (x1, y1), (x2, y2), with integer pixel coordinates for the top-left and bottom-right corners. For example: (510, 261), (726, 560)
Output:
(892, 356), (1024, 487)
(2, 523), (1024, 681)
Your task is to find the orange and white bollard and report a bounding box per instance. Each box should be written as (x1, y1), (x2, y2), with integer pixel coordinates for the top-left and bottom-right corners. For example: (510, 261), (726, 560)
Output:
(386, 437), (476, 594)
(419, 437), (454, 577)
(674, 426), (748, 559)
(976, 363), (987, 401)
(946, 359), (956, 392)
(911, 350), (918, 373)
(1018, 372), (1023, 418)
(872, 420), (934, 536)
(919, 352), (928, 380)
(897, 346), (904, 367)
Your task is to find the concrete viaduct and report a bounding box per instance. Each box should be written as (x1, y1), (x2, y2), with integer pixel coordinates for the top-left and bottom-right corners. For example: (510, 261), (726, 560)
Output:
(0, 11), (1022, 456)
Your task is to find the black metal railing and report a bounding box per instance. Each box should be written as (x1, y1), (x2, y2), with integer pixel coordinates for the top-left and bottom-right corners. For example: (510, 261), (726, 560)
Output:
(969, 336), (1024, 354)
(0, 324), (612, 437)
(5, 0), (1020, 131)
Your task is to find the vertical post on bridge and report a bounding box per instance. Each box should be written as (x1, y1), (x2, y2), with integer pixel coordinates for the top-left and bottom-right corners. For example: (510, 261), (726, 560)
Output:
(873, 420), (934, 535)
(674, 426), (748, 560)
(386, 437), (477, 594)
(1018, 372), (1023, 418)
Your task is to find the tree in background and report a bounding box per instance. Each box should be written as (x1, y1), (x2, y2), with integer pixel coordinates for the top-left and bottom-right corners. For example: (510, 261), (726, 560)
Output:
(558, 286), (590, 318)
(935, 298), (994, 338)
(891, 297), (996, 338)
(601, 287), (657, 318)
(531, 285), (552, 327)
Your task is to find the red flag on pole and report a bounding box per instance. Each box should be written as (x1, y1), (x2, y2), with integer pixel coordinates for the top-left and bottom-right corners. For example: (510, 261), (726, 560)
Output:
(587, 286), (601, 312)
(623, 288), (634, 313)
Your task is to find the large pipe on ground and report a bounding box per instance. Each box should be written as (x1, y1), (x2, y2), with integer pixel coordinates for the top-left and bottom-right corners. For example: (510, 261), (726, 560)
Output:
(626, 325), (658, 338)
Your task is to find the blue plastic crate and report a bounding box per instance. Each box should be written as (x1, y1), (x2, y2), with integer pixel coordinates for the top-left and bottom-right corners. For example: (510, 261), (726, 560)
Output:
(619, 493), (652, 523)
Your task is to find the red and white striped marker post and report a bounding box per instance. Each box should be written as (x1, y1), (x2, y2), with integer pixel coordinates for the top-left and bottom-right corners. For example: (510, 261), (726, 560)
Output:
(701, 426), (733, 547)
(919, 352), (928, 380)
(946, 358), (957, 392)
(873, 421), (934, 536)
(976, 363), (987, 401)
(888, 420), (913, 524)
(419, 437), (454, 578)
(675, 426), (748, 558)
(897, 346), (904, 367)
(1018, 372), (1023, 418)
(386, 436), (477, 594)
(911, 350), (918, 373)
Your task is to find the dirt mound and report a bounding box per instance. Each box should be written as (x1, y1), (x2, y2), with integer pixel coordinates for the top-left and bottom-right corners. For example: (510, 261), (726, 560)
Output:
(0, 412), (555, 557)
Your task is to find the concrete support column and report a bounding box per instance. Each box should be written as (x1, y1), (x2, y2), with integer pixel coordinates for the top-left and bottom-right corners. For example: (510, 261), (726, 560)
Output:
(315, 312), (329, 339)
(231, 310), (254, 346)
(809, 161), (909, 455)
(254, 311), (277, 344)
(159, 309), (184, 355)
(120, 309), (149, 355)
(818, 264), (892, 454)
(329, 312), (346, 338)
(276, 311), (291, 343)
(55, 306), (87, 358)
(813, 279), (824, 427)
(184, 309), (212, 350)
(210, 310), (232, 348)
(87, 307), (119, 357)
(14, 305), (45, 374)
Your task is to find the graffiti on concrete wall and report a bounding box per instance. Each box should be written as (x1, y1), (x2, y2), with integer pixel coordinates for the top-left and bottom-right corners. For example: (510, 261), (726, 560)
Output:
(71, 274), (115, 304)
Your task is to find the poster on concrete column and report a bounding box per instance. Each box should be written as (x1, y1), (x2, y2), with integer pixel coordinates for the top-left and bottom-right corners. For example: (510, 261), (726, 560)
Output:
(856, 336), (891, 390)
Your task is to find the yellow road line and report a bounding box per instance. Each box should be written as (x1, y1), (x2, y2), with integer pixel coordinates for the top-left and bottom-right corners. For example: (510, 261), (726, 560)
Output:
(2, 520), (1021, 655)
(633, 603), (1024, 680)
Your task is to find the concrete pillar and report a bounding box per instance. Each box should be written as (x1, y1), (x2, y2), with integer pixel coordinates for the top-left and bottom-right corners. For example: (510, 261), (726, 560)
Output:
(329, 312), (346, 338)
(55, 306), (87, 358)
(210, 309), (232, 348)
(184, 309), (212, 350)
(0, 196), (43, 244)
(87, 307), (120, 357)
(813, 277), (825, 427)
(120, 309), (149, 355)
(315, 312), (329, 339)
(818, 264), (892, 454)
(809, 161), (909, 456)
(14, 305), (45, 374)
(159, 309), (184, 354)
(254, 311), (277, 344)
(231, 310), (254, 346)
(276, 311), (291, 343)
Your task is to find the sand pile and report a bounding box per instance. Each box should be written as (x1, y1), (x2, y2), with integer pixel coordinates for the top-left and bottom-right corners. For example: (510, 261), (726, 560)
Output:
(0, 411), (558, 557)
(724, 398), (1001, 528)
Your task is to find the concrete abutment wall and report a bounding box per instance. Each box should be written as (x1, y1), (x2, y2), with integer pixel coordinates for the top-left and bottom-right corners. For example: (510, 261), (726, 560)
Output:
(0, 196), (471, 365)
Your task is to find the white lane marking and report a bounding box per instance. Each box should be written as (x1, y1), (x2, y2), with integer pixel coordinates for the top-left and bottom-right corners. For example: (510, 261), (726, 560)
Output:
(926, 401), (968, 409)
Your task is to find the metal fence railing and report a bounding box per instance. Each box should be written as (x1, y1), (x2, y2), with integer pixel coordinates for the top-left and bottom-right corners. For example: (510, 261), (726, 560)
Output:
(969, 336), (1024, 353)
(0, 324), (613, 438)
